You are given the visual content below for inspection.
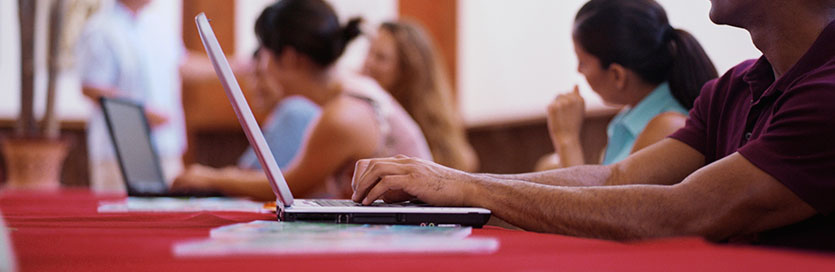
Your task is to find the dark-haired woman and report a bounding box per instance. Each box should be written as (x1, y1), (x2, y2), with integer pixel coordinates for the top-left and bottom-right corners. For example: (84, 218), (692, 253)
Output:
(172, 0), (431, 200)
(538, 0), (718, 170)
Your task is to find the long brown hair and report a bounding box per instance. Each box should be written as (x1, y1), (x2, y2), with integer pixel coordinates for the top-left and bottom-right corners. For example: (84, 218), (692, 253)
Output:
(379, 21), (478, 171)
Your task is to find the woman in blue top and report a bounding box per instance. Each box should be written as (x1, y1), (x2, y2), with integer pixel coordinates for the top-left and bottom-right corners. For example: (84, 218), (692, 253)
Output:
(539, 0), (719, 169)
(237, 48), (321, 170)
(173, 0), (431, 200)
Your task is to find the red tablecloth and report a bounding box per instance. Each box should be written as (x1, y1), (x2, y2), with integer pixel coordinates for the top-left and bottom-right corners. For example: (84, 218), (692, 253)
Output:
(1, 189), (833, 272)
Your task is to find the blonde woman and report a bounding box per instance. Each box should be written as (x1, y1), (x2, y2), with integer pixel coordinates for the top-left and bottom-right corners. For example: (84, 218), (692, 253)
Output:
(362, 21), (479, 172)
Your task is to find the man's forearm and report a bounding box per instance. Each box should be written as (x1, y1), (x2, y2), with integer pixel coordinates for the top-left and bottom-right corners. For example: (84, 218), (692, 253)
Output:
(82, 86), (119, 102)
(180, 53), (218, 82)
(479, 164), (617, 187)
(465, 176), (698, 240)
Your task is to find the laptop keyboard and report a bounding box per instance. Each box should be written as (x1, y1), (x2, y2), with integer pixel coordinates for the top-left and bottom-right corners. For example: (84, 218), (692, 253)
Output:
(307, 199), (415, 207)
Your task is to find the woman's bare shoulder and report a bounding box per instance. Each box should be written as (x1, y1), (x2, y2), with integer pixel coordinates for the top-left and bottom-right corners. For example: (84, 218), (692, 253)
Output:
(646, 112), (687, 131)
(631, 111), (688, 153)
(318, 95), (378, 135)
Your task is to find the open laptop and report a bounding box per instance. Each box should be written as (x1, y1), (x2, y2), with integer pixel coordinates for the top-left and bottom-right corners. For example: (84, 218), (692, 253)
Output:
(195, 13), (491, 227)
(100, 97), (223, 197)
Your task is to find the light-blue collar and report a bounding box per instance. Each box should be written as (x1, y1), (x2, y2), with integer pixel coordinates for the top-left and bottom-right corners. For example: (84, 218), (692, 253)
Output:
(616, 82), (686, 137)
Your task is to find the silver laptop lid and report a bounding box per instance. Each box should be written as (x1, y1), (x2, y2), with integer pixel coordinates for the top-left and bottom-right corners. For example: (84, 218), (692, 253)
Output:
(100, 97), (168, 195)
(195, 13), (295, 207)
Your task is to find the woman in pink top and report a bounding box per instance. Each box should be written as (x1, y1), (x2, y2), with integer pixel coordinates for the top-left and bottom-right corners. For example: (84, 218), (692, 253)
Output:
(172, 0), (431, 200)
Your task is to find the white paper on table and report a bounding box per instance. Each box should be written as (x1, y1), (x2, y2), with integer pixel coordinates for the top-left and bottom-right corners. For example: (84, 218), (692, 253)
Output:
(173, 221), (499, 256)
(209, 220), (473, 239)
(174, 236), (499, 256)
(97, 197), (270, 213)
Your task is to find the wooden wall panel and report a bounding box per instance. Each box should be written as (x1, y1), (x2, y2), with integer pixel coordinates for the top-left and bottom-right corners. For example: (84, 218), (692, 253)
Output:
(467, 112), (615, 174)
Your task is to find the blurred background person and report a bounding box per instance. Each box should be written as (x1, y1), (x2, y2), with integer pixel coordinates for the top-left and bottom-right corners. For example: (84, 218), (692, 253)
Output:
(76, 0), (188, 191)
(173, 0), (431, 200)
(537, 0), (718, 170)
(362, 21), (479, 172)
(77, 0), (222, 192)
(236, 48), (321, 170)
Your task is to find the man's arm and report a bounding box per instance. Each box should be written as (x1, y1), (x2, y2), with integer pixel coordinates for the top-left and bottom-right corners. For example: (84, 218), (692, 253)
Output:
(81, 85), (119, 102)
(180, 52), (252, 82)
(82, 85), (169, 128)
(352, 139), (702, 203)
(352, 139), (815, 241)
(470, 152), (814, 240)
(481, 166), (612, 186)
(482, 138), (704, 187)
(179, 52), (222, 82)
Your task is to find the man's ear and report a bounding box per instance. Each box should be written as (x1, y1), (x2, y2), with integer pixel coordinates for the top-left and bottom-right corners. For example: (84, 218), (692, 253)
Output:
(609, 63), (628, 91)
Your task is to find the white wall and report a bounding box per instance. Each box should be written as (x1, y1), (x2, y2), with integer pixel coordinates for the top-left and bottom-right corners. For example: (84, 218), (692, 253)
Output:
(0, 0), (89, 121)
(459, 0), (589, 127)
(458, 0), (761, 126)
(2, 0), (762, 127)
(0, 0), (21, 118)
(0, 0), (396, 122)
(0, 0), (182, 121)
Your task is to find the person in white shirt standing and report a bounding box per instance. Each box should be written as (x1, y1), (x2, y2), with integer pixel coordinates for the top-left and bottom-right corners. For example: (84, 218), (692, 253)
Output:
(76, 0), (187, 192)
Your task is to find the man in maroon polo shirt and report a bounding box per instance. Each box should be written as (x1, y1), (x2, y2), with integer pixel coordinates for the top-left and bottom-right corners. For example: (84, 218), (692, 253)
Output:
(350, 0), (835, 251)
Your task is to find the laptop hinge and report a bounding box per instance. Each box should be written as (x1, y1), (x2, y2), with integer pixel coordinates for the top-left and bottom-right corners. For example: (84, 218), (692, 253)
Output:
(276, 203), (287, 219)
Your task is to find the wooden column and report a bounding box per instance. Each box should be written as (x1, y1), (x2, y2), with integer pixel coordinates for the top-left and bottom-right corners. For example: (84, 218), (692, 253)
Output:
(182, 0), (236, 53)
(181, 0), (248, 167)
(398, 0), (458, 96)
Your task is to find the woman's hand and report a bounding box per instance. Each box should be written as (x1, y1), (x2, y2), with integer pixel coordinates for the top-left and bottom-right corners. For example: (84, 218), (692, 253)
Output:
(171, 164), (224, 191)
(546, 85), (585, 150)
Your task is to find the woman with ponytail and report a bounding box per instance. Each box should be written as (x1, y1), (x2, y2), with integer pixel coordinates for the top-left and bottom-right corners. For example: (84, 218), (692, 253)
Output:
(173, 0), (431, 200)
(538, 0), (718, 170)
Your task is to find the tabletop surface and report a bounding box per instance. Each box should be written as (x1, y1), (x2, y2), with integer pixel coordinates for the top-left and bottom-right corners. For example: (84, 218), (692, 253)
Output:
(1, 189), (834, 272)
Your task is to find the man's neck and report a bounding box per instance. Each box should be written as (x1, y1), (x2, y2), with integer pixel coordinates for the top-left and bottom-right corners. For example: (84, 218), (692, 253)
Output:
(747, 9), (835, 78)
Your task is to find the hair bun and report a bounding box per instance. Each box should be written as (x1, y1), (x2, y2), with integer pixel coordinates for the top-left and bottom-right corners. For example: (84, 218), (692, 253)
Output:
(343, 17), (363, 44)
(663, 25), (677, 41)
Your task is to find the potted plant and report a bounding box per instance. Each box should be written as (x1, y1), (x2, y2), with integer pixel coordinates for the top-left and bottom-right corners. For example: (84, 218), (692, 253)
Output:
(1, 0), (69, 190)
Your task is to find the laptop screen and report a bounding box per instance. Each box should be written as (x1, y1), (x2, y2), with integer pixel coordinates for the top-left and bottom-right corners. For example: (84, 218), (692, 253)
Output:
(101, 98), (168, 194)
(196, 13), (295, 206)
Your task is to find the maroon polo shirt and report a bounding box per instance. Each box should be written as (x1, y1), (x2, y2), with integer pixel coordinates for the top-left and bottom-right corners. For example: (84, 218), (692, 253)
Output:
(670, 20), (835, 251)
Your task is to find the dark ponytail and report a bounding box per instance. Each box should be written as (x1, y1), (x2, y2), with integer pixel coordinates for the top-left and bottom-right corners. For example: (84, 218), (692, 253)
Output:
(574, 0), (718, 109)
(255, 0), (363, 67)
(666, 29), (717, 109)
(343, 18), (362, 46)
